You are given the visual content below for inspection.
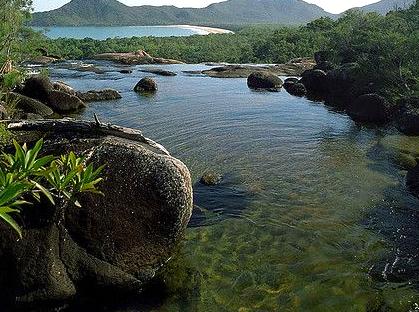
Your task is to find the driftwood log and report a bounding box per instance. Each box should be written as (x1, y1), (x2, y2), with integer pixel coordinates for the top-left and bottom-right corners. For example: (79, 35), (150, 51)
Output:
(4, 115), (170, 155)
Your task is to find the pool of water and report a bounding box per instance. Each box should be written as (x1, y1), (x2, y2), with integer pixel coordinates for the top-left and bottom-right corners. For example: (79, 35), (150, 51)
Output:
(32, 26), (208, 39)
(48, 61), (419, 311)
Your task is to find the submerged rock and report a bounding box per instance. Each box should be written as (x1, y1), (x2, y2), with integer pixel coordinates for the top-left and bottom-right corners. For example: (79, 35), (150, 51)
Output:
(247, 72), (283, 91)
(77, 89), (122, 102)
(346, 93), (394, 124)
(407, 164), (419, 198)
(139, 68), (177, 76)
(119, 69), (133, 74)
(134, 78), (158, 93)
(200, 171), (223, 186)
(0, 119), (193, 308)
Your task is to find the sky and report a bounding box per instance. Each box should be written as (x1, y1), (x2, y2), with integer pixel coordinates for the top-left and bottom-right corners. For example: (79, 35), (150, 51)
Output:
(32, 0), (382, 14)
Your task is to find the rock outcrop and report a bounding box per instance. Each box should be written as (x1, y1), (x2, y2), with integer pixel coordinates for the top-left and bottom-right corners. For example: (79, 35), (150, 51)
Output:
(0, 118), (193, 308)
(346, 93), (395, 124)
(396, 97), (419, 135)
(9, 92), (54, 118)
(95, 50), (184, 65)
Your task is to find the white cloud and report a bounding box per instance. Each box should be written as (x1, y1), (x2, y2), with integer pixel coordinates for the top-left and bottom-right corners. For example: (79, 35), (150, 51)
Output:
(32, 0), (383, 13)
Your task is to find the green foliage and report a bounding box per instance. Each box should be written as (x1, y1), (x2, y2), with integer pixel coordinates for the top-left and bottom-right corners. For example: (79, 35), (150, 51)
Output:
(0, 138), (104, 238)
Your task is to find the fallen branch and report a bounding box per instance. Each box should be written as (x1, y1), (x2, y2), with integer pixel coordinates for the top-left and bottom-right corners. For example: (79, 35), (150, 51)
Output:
(6, 117), (170, 156)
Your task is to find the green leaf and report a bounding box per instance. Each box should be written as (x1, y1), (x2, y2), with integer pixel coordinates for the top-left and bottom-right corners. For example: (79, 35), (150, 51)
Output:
(0, 207), (22, 238)
(31, 181), (55, 205)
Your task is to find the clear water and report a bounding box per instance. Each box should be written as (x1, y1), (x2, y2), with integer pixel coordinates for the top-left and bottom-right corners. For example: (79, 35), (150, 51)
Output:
(32, 26), (201, 40)
(48, 61), (419, 311)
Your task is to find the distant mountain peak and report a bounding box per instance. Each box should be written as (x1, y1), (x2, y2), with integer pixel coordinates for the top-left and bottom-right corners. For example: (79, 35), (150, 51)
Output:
(31, 0), (333, 27)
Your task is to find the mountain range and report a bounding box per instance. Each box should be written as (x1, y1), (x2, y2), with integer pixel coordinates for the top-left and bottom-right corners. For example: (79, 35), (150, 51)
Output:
(31, 0), (416, 27)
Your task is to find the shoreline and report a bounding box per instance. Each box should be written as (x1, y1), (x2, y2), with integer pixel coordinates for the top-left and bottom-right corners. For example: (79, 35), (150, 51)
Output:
(171, 25), (234, 35)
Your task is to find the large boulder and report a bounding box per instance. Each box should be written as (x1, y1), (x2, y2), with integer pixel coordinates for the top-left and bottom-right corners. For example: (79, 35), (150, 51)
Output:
(9, 92), (54, 118)
(300, 69), (328, 94)
(395, 97), (419, 135)
(0, 120), (193, 308)
(77, 89), (122, 102)
(46, 90), (86, 113)
(52, 81), (77, 96)
(346, 93), (394, 124)
(247, 72), (283, 91)
(284, 82), (307, 97)
(134, 78), (158, 93)
(21, 76), (53, 103)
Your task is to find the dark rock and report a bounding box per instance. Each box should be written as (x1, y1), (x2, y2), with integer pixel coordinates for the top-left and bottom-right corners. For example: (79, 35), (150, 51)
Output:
(134, 78), (158, 93)
(9, 92), (54, 118)
(346, 93), (394, 124)
(247, 72), (283, 91)
(47, 90), (86, 113)
(200, 171), (223, 186)
(284, 77), (299, 85)
(52, 81), (77, 96)
(77, 89), (122, 102)
(407, 164), (419, 198)
(313, 61), (334, 72)
(21, 76), (53, 103)
(0, 127), (193, 307)
(284, 82), (307, 97)
(396, 97), (419, 135)
(119, 69), (133, 74)
(300, 69), (328, 94)
(140, 68), (177, 76)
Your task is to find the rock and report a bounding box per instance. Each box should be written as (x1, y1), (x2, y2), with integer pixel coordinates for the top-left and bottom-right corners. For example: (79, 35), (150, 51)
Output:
(30, 56), (59, 65)
(284, 82), (307, 97)
(323, 63), (362, 107)
(200, 171), (223, 186)
(300, 69), (328, 94)
(95, 51), (184, 65)
(134, 78), (158, 93)
(119, 69), (133, 74)
(9, 92), (54, 118)
(407, 164), (419, 198)
(47, 90), (86, 113)
(247, 72), (283, 91)
(21, 75), (53, 103)
(396, 97), (419, 135)
(284, 77), (299, 86)
(201, 59), (315, 79)
(313, 61), (334, 72)
(346, 93), (395, 124)
(76, 89), (122, 102)
(0, 120), (193, 307)
(139, 68), (177, 76)
(52, 81), (77, 96)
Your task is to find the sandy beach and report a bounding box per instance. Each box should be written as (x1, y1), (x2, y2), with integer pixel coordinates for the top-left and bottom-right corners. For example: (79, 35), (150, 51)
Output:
(173, 25), (234, 35)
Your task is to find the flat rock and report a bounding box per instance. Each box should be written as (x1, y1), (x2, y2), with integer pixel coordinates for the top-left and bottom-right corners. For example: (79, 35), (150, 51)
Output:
(95, 50), (184, 65)
(139, 68), (177, 76)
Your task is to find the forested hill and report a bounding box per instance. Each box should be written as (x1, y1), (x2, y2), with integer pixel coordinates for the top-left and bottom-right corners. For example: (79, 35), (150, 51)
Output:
(360, 0), (416, 14)
(31, 0), (334, 26)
